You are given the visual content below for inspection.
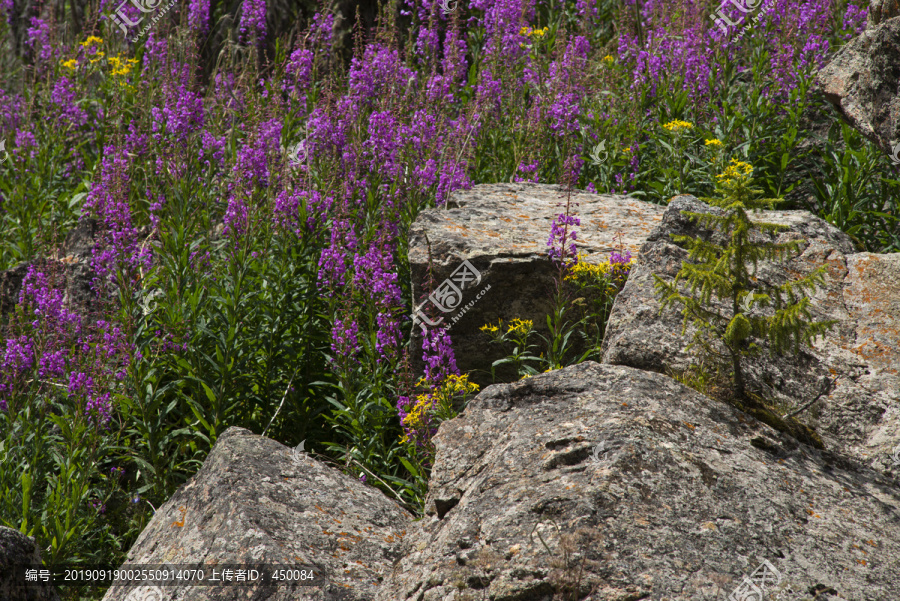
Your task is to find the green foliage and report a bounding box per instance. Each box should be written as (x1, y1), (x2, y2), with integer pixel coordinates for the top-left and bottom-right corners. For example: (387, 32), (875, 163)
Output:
(480, 248), (633, 381)
(653, 162), (837, 399)
(804, 119), (900, 253)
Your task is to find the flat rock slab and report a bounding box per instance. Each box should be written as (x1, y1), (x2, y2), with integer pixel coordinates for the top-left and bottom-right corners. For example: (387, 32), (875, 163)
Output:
(374, 362), (900, 601)
(409, 182), (665, 384)
(601, 195), (900, 473)
(101, 427), (413, 601)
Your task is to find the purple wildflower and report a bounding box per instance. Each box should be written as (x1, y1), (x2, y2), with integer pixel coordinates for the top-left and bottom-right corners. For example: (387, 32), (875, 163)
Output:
(547, 213), (580, 265)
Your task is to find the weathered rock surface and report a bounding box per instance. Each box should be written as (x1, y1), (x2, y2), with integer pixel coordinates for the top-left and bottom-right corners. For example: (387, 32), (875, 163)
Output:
(374, 362), (900, 601)
(816, 4), (900, 155)
(602, 195), (900, 472)
(409, 182), (665, 384)
(101, 427), (413, 601)
(0, 525), (61, 601)
(0, 220), (101, 319)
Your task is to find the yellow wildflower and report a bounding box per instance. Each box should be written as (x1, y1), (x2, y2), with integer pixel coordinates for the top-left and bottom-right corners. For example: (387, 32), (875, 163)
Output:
(520, 25), (548, 38)
(565, 253), (607, 281)
(89, 51), (105, 64)
(440, 374), (480, 396)
(507, 318), (533, 335)
(602, 55), (615, 65)
(623, 147), (631, 153)
(716, 158), (754, 183)
(109, 55), (139, 77)
(662, 120), (694, 132)
(80, 36), (103, 48)
(704, 138), (723, 147)
(480, 323), (499, 333)
(61, 58), (78, 71)
(401, 393), (433, 429)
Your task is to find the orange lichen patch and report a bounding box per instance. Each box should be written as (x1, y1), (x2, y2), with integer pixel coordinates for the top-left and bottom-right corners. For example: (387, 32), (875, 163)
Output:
(171, 506), (187, 528)
(852, 338), (898, 369)
(857, 559), (867, 566)
(682, 422), (695, 430)
(866, 540), (878, 547)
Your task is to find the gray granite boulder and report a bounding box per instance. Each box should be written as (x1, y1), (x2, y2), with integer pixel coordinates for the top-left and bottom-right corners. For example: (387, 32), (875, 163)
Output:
(601, 195), (900, 473)
(101, 427), (413, 601)
(409, 182), (665, 385)
(816, 2), (900, 155)
(373, 362), (900, 601)
(0, 526), (60, 601)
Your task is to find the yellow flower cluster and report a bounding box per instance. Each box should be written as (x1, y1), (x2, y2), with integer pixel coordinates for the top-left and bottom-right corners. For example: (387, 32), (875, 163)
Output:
(80, 36), (103, 48)
(565, 254), (607, 281)
(400, 375), (480, 442)
(704, 138), (723, 147)
(602, 55), (615, 65)
(109, 55), (139, 77)
(480, 318), (533, 336)
(564, 252), (634, 297)
(716, 158), (754, 183)
(662, 120), (694, 132)
(520, 26), (549, 37)
(507, 318), (533, 335)
(400, 394), (433, 434)
(61, 58), (78, 71)
(440, 374), (480, 397)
